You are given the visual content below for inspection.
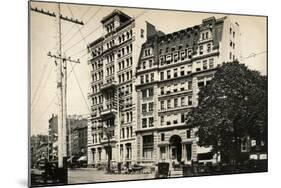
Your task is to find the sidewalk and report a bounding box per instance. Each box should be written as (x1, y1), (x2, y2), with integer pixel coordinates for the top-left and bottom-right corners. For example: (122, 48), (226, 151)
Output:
(68, 168), (155, 184)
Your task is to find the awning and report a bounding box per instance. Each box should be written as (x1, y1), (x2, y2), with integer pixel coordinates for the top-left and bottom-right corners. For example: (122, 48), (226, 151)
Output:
(77, 156), (87, 161)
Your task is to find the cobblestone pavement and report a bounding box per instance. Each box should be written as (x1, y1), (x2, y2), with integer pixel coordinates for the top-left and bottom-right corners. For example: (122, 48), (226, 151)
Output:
(68, 168), (155, 184)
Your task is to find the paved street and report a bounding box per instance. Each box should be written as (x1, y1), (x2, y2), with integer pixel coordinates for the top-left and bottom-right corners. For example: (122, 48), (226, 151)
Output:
(68, 168), (155, 184)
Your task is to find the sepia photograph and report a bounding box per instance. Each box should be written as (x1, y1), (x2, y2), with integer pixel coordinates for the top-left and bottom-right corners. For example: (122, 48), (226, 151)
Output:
(29, 0), (267, 187)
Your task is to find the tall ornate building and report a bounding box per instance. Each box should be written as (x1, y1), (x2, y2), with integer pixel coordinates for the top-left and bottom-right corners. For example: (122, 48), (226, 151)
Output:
(87, 10), (161, 166)
(135, 16), (241, 166)
(87, 10), (241, 167)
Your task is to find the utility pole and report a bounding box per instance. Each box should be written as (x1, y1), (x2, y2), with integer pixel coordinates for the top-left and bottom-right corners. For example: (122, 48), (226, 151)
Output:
(31, 3), (83, 184)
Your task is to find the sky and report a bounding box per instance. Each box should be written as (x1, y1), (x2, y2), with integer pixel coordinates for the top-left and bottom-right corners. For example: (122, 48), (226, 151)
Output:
(30, 1), (267, 136)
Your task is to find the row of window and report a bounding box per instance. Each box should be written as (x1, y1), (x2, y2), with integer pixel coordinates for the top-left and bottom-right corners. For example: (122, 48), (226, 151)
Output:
(118, 29), (133, 44)
(160, 81), (192, 95)
(118, 70), (133, 83)
(106, 66), (114, 76)
(121, 126), (133, 139)
(92, 95), (103, 106)
(142, 117), (154, 128)
(92, 70), (103, 82)
(195, 58), (214, 72)
(117, 44), (133, 59)
(105, 21), (115, 33)
(142, 48), (152, 57)
(92, 130), (115, 144)
(200, 30), (210, 41)
(118, 84), (133, 96)
(142, 102), (154, 113)
(160, 96), (192, 110)
(141, 59), (153, 70)
(141, 88), (154, 98)
(230, 27), (236, 38)
(160, 113), (187, 126)
(92, 82), (103, 94)
(140, 73), (154, 84)
(105, 53), (114, 64)
(118, 57), (133, 71)
(91, 59), (103, 70)
(121, 111), (133, 123)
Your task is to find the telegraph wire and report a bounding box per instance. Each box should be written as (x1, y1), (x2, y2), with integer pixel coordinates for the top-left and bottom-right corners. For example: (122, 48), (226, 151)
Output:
(31, 62), (55, 113)
(61, 6), (92, 41)
(70, 62), (92, 113)
(64, 8), (146, 54)
(62, 6), (103, 48)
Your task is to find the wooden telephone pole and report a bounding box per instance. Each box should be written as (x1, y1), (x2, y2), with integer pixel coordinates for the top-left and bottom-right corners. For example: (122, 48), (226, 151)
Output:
(31, 3), (83, 183)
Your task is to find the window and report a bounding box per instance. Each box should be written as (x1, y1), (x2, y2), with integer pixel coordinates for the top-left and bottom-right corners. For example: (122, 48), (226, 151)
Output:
(188, 96), (192, 106)
(181, 113), (185, 123)
(174, 53), (178, 62)
(181, 97), (185, 106)
(230, 52), (232, 60)
(209, 58), (214, 69)
(173, 120), (178, 124)
(160, 101), (165, 110)
(160, 116), (164, 126)
(149, 102), (154, 111)
(145, 74), (149, 83)
(174, 84), (178, 92)
(174, 68), (178, 77)
(181, 51), (186, 60)
(161, 133), (165, 141)
(160, 87), (164, 95)
(142, 118), (147, 128)
(180, 67), (185, 76)
(186, 130), (191, 139)
(167, 100), (171, 109)
(233, 31), (235, 38)
(142, 104), (147, 113)
(199, 45), (203, 55)
(167, 70), (171, 79)
(160, 56), (165, 65)
(142, 135), (153, 159)
(198, 79), (204, 87)
(203, 60), (208, 70)
(142, 61), (146, 69)
(142, 89), (147, 98)
(148, 88), (154, 97)
(160, 72), (164, 80)
(188, 81), (192, 90)
(174, 98), (178, 108)
(230, 27), (232, 35)
(180, 82), (185, 91)
(149, 117), (154, 127)
(141, 29), (144, 38)
(149, 59), (153, 67)
(140, 76), (144, 84)
(207, 43), (211, 53)
(151, 73), (154, 82)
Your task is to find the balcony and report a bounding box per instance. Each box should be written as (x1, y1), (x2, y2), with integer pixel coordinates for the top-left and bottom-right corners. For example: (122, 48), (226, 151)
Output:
(100, 108), (117, 118)
(100, 80), (117, 91)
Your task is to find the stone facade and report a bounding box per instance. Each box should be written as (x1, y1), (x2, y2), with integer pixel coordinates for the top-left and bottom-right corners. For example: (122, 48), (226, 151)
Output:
(135, 16), (241, 166)
(87, 11), (241, 167)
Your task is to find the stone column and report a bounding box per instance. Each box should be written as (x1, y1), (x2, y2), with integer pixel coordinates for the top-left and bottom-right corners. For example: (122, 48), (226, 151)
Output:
(181, 144), (186, 163)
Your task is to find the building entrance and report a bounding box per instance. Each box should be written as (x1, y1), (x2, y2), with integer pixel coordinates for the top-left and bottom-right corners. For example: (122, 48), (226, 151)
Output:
(169, 135), (182, 163)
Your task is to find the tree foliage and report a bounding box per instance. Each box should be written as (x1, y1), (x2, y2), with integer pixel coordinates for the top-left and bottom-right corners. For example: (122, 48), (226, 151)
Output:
(186, 61), (267, 162)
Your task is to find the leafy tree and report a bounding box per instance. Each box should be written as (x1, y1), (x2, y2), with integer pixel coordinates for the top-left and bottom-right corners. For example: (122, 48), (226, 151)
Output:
(186, 61), (267, 164)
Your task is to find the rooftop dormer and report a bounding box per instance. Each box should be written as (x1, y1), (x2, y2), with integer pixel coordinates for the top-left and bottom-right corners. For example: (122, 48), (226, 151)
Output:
(101, 9), (132, 34)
